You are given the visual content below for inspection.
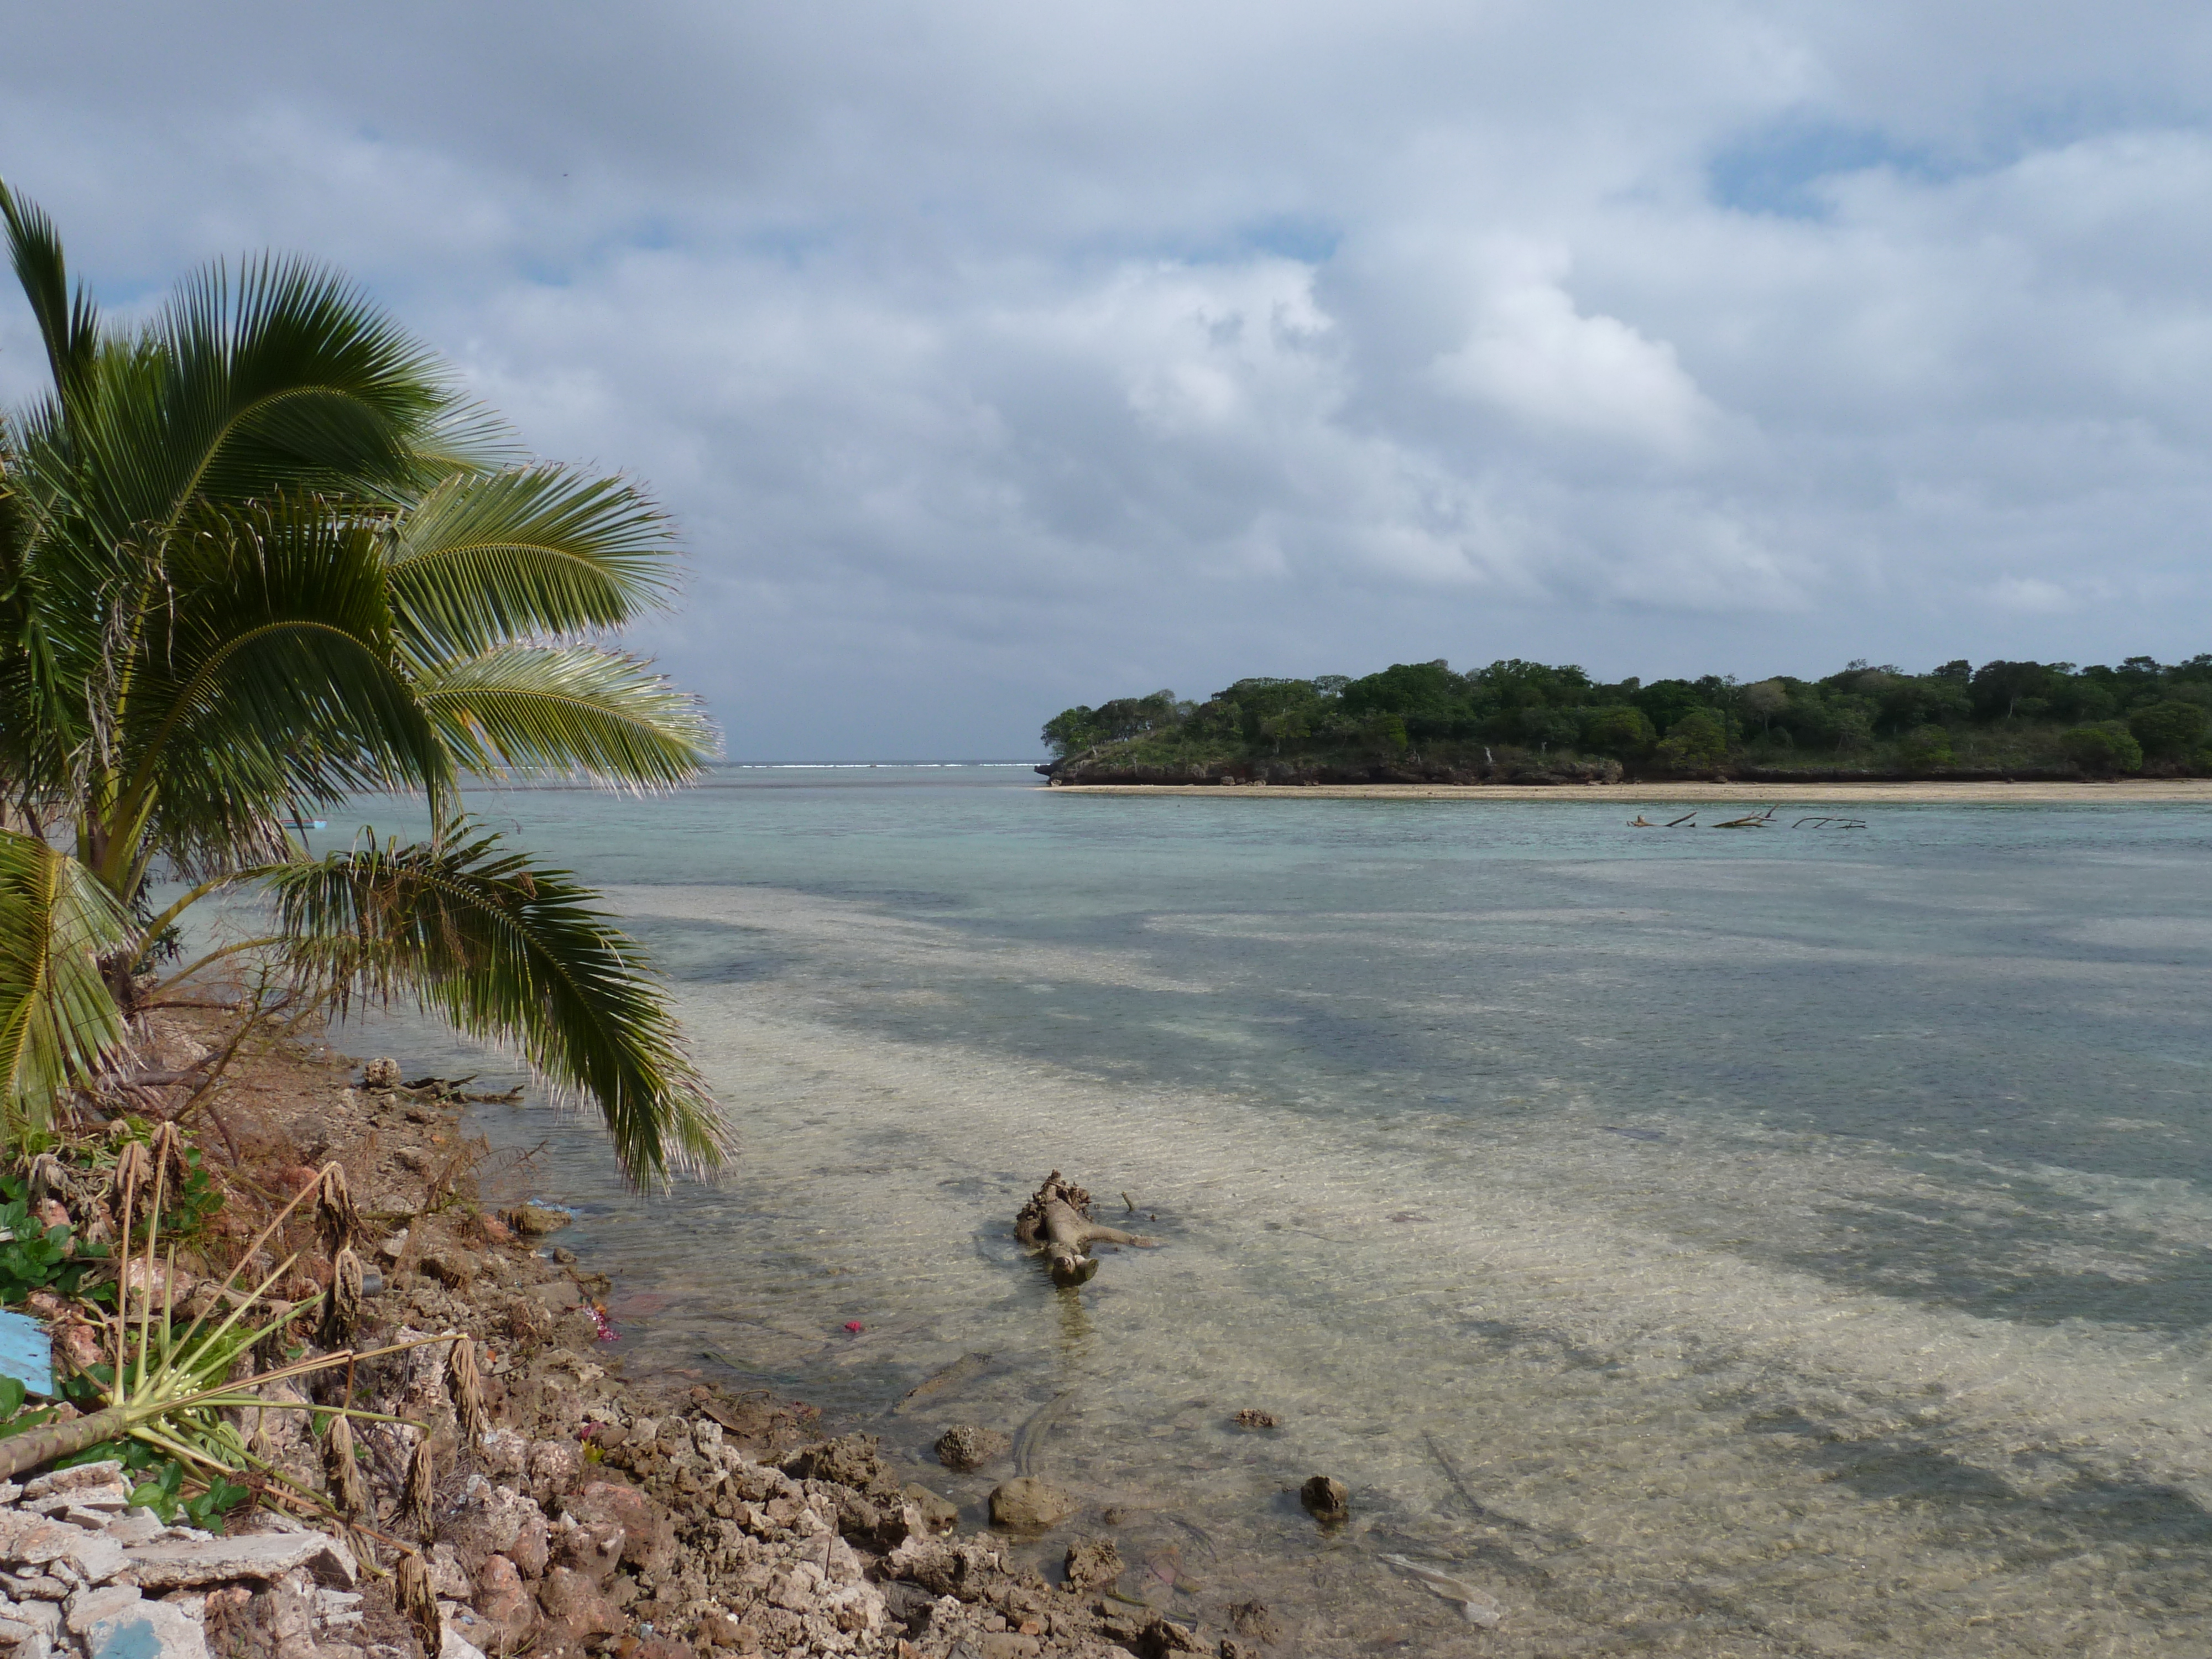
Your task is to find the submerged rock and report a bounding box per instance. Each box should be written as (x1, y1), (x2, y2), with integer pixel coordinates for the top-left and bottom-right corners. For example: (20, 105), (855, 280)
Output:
(988, 1477), (1076, 1530)
(1298, 1475), (1349, 1522)
(901, 1484), (960, 1533)
(1063, 1536), (1123, 1593)
(505, 1204), (571, 1237)
(935, 1424), (1010, 1470)
(1229, 1599), (1284, 1644)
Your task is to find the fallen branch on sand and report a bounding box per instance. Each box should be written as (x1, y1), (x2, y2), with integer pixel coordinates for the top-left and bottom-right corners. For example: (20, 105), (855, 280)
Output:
(1015, 1171), (1159, 1286)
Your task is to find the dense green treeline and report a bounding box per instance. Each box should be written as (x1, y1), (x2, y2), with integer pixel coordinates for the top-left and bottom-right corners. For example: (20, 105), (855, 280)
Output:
(1040, 655), (2212, 782)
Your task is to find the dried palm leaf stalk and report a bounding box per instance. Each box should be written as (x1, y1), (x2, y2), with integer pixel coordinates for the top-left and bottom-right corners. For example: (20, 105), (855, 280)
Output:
(395, 1549), (442, 1657)
(445, 1335), (487, 1444)
(314, 1164), (359, 1256)
(403, 1436), (436, 1541)
(320, 1248), (363, 1348)
(321, 1412), (369, 1519)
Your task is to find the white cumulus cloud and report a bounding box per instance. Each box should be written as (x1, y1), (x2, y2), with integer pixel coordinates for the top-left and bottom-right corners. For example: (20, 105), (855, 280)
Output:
(5, 1), (2212, 754)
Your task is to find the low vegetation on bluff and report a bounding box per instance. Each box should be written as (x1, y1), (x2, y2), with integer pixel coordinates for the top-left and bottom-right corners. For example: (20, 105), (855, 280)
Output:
(1040, 655), (2212, 784)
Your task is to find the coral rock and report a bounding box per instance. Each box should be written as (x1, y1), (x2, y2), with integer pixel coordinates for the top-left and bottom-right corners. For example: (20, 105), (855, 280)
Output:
(778, 1434), (883, 1490)
(562, 1482), (677, 1579)
(472, 1553), (540, 1647)
(1063, 1536), (1123, 1593)
(1299, 1474), (1349, 1521)
(933, 1426), (1009, 1472)
(901, 1485), (959, 1535)
(987, 1478), (1076, 1530)
(536, 1566), (623, 1644)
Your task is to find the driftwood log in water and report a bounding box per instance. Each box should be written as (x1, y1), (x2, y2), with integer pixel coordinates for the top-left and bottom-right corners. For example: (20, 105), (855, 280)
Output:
(1015, 1171), (1157, 1286)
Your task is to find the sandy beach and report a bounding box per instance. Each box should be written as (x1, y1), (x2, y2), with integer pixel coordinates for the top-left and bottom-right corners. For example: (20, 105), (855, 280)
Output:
(1047, 778), (2212, 804)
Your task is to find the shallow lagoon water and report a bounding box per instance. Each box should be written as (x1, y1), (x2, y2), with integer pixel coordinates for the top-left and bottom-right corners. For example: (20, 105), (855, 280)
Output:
(333, 770), (2212, 1654)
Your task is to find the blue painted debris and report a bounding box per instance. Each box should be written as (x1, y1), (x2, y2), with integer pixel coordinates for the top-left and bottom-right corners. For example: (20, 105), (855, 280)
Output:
(0, 1307), (55, 1399)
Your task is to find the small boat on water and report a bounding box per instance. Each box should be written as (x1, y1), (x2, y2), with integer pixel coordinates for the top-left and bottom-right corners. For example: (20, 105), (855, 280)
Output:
(283, 818), (328, 830)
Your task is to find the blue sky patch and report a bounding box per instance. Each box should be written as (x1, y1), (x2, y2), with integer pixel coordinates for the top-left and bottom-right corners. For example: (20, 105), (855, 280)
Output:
(1709, 118), (1944, 218)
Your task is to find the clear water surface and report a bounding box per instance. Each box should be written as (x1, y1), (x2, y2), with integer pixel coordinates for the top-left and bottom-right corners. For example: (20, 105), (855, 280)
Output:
(320, 769), (2212, 1655)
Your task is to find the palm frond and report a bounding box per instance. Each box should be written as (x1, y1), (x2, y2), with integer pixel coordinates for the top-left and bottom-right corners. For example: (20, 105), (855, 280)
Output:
(67, 253), (462, 544)
(111, 495), (452, 880)
(416, 644), (717, 789)
(0, 831), (131, 1128)
(265, 824), (727, 1185)
(0, 179), (100, 411)
(386, 465), (682, 659)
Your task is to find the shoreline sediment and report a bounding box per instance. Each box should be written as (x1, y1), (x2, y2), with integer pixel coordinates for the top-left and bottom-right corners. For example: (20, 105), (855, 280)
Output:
(0, 1010), (1209, 1659)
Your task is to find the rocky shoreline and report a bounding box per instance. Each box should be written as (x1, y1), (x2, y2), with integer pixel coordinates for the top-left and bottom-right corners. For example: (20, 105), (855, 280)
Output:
(0, 1016), (1263, 1659)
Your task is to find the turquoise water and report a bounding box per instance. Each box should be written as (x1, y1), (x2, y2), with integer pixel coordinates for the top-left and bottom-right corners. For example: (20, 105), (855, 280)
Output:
(336, 771), (2212, 1653)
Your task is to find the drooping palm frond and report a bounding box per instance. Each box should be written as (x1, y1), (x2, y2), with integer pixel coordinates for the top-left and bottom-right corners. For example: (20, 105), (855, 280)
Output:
(1, 185), (726, 1184)
(104, 496), (452, 884)
(385, 465), (683, 661)
(0, 831), (131, 1127)
(415, 644), (717, 789)
(265, 823), (726, 1185)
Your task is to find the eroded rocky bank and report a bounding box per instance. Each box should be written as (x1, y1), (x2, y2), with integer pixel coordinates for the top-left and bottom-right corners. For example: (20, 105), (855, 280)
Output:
(0, 1016), (1269, 1659)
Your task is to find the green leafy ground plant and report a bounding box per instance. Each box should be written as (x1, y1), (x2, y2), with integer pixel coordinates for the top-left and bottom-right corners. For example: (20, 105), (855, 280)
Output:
(0, 1135), (424, 1501)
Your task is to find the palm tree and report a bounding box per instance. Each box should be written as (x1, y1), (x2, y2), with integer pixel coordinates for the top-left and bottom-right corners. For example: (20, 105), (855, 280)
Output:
(0, 180), (728, 1183)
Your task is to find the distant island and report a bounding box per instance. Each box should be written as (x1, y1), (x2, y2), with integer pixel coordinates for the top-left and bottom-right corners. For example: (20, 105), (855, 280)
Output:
(1037, 656), (2212, 785)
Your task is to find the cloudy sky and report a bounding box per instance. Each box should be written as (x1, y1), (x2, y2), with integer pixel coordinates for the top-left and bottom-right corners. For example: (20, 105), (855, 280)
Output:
(5, 3), (2211, 758)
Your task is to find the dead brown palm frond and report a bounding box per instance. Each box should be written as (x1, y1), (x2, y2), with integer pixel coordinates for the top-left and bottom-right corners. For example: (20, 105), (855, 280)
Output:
(403, 1437), (435, 1541)
(314, 1163), (359, 1254)
(108, 1136), (152, 1207)
(321, 1411), (369, 1519)
(395, 1549), (441, 1657)
(445, 1335), (487, 1445)
(320, 1246), (363, 1348)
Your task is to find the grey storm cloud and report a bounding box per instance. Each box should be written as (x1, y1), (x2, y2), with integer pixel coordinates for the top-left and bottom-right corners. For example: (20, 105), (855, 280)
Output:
(5, 1), (2212, 757)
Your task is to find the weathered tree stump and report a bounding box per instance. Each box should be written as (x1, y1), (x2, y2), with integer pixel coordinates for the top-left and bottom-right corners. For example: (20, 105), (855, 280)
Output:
(1014, 1171), (1157, 1286)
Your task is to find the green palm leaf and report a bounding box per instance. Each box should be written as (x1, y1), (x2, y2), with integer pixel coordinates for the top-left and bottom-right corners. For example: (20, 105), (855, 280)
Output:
(0, 178), (100, 413)
(386, 465), (683, 660)
(2, 185), (723, 1180)
(108, 496), (452, 881)
(266, 823), (727, 1185)
(64, 253), (481, 549)
(0, 831), (131, 1128)
(416, 644), (716, 789)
